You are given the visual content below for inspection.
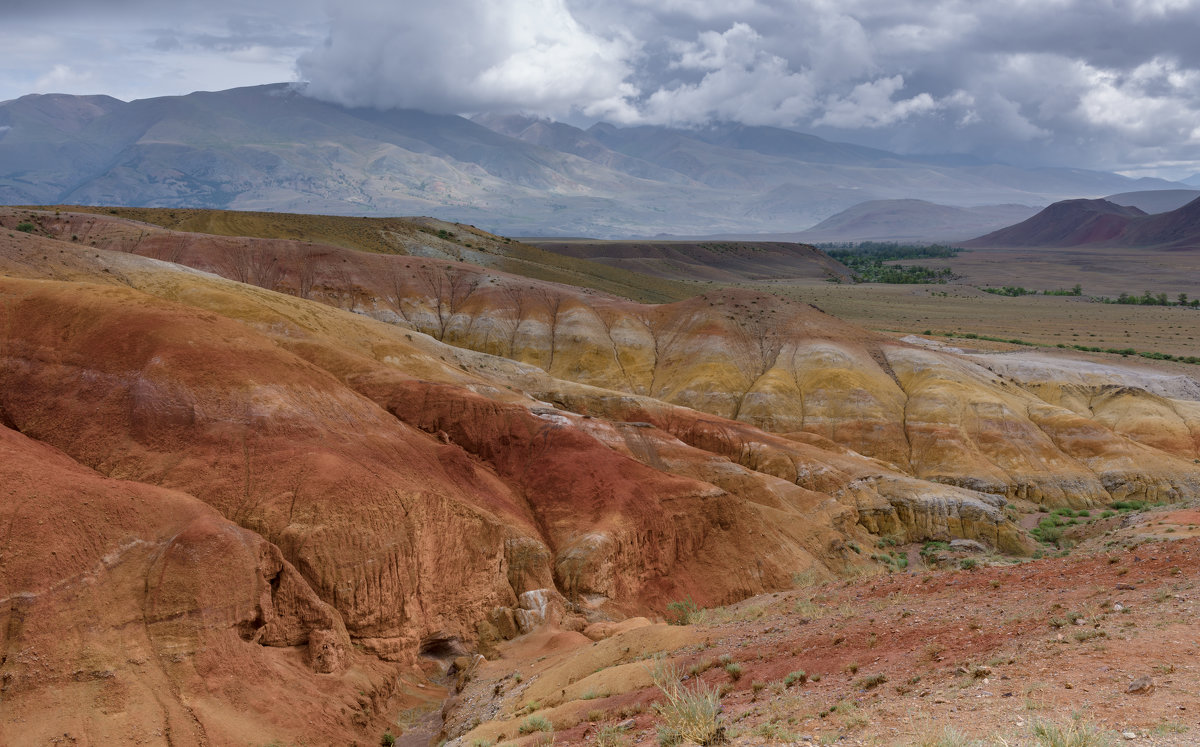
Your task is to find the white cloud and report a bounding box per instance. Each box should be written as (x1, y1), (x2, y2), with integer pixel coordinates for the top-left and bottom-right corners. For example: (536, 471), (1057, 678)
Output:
(639, 23), (818, 126)
(33, 64), (93, 92)
(298, 0), (639, 120)
(815, 76), (939, 128)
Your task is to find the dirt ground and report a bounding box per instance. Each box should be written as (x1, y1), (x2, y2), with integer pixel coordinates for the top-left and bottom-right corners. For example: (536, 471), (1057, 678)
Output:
(440, 508), (1200, 747)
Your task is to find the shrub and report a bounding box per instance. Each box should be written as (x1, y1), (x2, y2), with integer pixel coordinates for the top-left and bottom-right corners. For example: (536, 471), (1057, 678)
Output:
(15, 222), (34, 233)
(518, 715), (553, 734)
(784, 670), (807, 687)
(724, 662), (743, 681)
(665, 598), (699, 625)
(856, 673), (887, 690)
(380, 732), (396, 747)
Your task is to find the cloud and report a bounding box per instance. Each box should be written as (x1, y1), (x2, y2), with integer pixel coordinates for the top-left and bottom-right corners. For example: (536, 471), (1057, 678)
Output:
(34, 64), (93, 91)
(638, 23), (819, 126)
(298, 0), (639, 120)
(815, 76), (939, 129)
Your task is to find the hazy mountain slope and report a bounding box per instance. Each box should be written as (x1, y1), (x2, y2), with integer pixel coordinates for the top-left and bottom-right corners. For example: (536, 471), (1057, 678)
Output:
(1117, 194), (1200, 248)
(1106, 188), (1200, 214)
(794, 199), (1040, 242)
(0, 84), (1188, 236)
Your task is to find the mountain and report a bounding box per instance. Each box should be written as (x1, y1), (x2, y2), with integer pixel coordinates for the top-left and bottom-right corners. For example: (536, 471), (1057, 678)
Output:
(0, 84), (1187, 237)
(1181, 173), (1200, 187)
(789, 199), (1040, 243)
(1105, 188), (1200, 214)
(966, 195), (1200, 249)
(1118, 194), (1200, 248)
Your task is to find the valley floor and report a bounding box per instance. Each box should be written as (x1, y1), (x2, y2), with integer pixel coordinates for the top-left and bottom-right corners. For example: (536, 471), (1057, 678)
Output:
(755, 280), (1199, 361)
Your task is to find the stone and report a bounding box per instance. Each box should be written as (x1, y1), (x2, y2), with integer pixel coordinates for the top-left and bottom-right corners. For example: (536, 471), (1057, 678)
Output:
(1126, 676), (1154, 695)
(950, 539), (989, 553)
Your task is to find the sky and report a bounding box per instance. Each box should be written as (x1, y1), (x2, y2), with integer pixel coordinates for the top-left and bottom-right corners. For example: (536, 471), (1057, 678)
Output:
(2, 0), (1199, 180)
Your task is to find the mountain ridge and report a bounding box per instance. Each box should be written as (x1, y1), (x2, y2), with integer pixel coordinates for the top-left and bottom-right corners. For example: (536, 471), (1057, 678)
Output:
(0, 83), (1187, 237)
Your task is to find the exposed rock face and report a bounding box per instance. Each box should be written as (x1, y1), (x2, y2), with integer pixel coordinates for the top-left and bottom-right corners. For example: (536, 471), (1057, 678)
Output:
(0, 424), (378, 744)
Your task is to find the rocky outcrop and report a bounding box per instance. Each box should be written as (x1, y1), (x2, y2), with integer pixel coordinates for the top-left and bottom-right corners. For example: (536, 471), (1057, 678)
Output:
(0, 424), (386, 744)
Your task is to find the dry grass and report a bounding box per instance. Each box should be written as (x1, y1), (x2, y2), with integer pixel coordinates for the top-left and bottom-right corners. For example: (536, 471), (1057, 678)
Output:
(761, 277), (1199, 358)
(647, 659), (724, 746)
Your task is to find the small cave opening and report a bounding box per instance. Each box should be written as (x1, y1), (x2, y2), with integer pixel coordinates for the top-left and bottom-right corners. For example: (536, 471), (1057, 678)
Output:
(236, 611), (266, 642)
(418, 634), (465, 661)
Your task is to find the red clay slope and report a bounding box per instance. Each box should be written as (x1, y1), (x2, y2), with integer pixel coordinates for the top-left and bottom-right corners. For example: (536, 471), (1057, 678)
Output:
(967, 194), (1200, 249)
(965, 198), (1147, 247)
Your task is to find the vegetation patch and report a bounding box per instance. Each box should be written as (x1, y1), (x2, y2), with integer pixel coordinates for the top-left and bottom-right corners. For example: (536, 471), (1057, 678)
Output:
(822, 242), (962, 284)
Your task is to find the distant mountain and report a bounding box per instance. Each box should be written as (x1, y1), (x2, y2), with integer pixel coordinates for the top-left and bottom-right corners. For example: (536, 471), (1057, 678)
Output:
(966, 195), (1200, 249)
(1105, 189), (1200, 214)
(789, 199), (1040, 243)
(0, 84), (1188, 237)
(1181, 173), (1200, 187)
(1118, 195), (1200, 248)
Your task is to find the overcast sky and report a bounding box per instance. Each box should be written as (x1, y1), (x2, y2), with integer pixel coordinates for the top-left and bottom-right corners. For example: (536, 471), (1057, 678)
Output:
(3, 0), (1199, 179)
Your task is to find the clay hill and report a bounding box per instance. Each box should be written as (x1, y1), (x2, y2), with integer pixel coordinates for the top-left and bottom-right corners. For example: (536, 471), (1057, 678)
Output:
(967, 195), (1200, 249)
(0, 84), (1187, 237)
(1, 206), (1200, 743)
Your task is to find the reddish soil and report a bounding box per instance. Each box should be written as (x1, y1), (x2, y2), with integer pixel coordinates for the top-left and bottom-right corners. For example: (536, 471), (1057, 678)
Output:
(449, 530), (1200, 746)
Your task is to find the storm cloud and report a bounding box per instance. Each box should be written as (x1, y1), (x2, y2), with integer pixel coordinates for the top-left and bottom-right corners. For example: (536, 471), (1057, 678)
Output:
(3, 0), (1199, 178)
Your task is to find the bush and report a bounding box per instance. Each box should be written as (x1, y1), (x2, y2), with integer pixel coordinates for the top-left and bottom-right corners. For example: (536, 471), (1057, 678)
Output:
(665, 597), (699, 626)
(518, 715), (553, 734)
(380, 732), (396, 747)
(15, 222), (34, 233)
(784, 670), (807, 687)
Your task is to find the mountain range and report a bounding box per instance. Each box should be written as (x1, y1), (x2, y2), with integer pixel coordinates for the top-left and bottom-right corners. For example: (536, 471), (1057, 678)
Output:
(0, 83), (1187, 237)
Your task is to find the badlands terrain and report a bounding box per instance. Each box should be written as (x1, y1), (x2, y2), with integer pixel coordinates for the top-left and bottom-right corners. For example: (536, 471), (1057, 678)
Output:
(0, 206), (1198, 745)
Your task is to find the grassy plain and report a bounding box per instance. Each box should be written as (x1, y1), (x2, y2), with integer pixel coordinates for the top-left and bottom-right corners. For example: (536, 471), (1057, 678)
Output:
(755, 280), (1200, 359)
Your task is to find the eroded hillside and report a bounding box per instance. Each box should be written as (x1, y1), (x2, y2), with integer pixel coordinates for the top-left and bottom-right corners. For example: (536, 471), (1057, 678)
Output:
(1, 207), (1198, 743)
